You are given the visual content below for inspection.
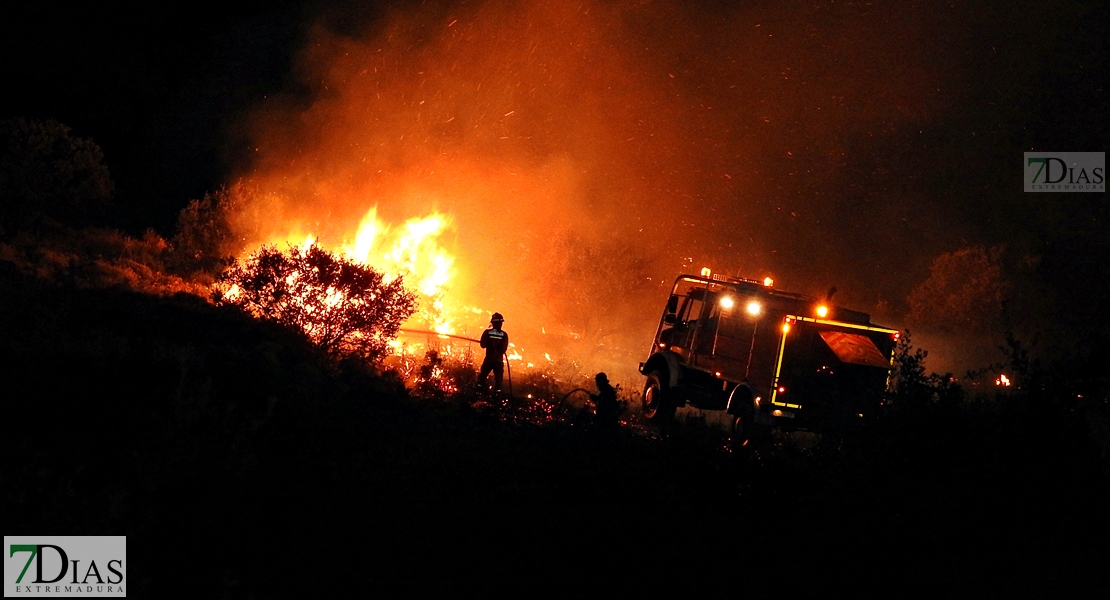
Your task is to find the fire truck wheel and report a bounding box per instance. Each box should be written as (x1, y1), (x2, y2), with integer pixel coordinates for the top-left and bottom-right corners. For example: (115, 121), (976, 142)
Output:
(642, 370), (675, 422)
(731, 410), (755, 447)
(733, 411), (770, 448)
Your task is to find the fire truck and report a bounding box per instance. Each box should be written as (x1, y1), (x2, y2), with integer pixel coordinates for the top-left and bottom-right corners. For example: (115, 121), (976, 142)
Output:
(639, 271), (899, 443)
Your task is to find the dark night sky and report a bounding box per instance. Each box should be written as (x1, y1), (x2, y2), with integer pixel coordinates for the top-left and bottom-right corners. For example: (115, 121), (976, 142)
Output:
(2, 0), (1107, 369)
(0, 1), (316, 232)
(2, 1), (1102, 227)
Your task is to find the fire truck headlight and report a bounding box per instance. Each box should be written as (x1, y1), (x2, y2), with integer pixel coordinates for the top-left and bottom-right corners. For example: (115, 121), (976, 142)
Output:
(720, 296), (734, 309)
(746, 300), (762, 316)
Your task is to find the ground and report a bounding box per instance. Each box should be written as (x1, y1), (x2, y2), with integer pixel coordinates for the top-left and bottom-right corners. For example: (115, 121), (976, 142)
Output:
(2, 267), (1107, 597)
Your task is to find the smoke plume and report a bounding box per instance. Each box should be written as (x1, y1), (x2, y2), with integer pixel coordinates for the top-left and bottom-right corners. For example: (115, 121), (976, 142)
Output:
(225, 0), (977, 377)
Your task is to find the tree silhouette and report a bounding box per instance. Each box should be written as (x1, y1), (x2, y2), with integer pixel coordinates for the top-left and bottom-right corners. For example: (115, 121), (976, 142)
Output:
(171, 186), (242, 277)
(906, 245), (1011, 342)
(0, 117), (113, 233)
(217, 243), (417, 363)
(888, 330), (962, 412)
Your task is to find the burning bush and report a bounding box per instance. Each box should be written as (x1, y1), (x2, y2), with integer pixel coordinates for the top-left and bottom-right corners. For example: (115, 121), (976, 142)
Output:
(217, 242), (416, 363)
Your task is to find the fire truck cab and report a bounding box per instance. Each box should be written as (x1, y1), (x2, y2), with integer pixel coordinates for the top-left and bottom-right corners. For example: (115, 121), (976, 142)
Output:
(639, 272), (899, 443)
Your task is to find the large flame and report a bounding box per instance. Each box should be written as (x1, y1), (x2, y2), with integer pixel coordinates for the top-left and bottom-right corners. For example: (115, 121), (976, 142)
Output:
(220, 0), (956, 389)
(257, 205), (469, 336)
(342, 206), (459, 333)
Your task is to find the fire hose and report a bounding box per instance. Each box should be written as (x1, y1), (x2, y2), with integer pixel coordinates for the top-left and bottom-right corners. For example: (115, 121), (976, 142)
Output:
(562, 388), (592, 403)
(399, 328), (512, 396)
(554, 388), (596, 421)
(398, 328), (480, 344)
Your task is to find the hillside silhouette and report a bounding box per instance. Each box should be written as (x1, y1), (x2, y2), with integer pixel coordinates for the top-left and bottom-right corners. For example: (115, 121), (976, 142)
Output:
(2, 262), (1108, 597)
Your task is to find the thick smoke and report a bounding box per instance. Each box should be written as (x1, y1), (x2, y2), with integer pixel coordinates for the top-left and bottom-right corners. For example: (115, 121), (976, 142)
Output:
(226, 0), (981, 379)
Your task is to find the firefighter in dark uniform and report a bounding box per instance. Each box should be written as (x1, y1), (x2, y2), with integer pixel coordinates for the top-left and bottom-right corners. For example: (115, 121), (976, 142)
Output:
(477, 312), (509, 391)
(591, 372), (620, 429)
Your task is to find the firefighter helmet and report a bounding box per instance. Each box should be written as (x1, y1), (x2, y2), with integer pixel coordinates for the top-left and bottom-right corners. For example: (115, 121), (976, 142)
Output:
(491, 312), (504, 323)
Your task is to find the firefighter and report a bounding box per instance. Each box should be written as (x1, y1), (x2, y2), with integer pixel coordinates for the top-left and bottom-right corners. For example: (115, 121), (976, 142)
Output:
(591, 372), (620, 429)
(477, 312), (509, 392)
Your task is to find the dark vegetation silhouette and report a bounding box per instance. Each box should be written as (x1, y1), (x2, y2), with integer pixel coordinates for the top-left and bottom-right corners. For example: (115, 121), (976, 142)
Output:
(168, 184), (243, 280)
(0, 117), (113, 234)
(906, 245), (1010, 340)
(2, 118), (1108, 596)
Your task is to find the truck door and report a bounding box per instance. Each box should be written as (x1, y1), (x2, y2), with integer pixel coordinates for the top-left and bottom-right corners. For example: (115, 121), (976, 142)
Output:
(690, 291), (781, 386)
(657, 281), (709, 354)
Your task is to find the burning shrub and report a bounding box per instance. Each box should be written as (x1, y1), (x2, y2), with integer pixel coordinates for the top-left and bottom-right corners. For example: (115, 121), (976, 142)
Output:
(217, 243), (417, 363)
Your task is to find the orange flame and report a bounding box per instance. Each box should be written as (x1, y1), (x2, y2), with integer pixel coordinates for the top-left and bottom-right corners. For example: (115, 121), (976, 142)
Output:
(256, 205), (470, 336)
